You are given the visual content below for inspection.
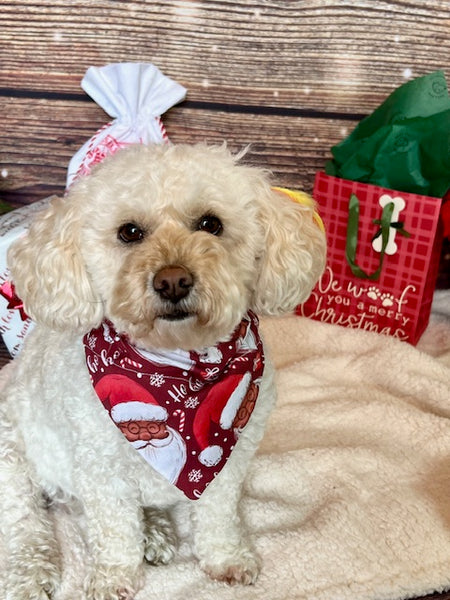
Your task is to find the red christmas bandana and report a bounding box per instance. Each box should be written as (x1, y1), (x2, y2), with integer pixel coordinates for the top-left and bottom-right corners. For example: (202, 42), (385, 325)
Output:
(83, 312), (264, 499)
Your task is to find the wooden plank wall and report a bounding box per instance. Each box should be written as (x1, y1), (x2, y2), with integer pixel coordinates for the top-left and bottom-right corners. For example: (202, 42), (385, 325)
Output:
(1, 1), (449, 204)
(0, 3), (449, 599)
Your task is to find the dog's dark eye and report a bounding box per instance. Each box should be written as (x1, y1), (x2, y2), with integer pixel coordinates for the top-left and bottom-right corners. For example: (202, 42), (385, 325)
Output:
(196, 215), (223, 236)
(118, 223), (145, 244)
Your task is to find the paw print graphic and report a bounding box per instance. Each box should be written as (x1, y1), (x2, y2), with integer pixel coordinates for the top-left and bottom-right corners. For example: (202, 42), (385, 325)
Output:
(367, 286), (381, 301)
(380, 293), (394, 307)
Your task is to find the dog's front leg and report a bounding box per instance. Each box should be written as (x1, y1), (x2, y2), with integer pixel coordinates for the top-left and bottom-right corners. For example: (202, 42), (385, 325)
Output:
(80, 486), (145, 600)
(191, 430), (263, 585)
(0, 404), (61, 600)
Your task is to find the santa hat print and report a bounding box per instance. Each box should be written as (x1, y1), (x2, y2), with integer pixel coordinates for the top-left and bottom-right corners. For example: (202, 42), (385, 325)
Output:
(193, 372), (252, 467)
(95, 374), (168, 423)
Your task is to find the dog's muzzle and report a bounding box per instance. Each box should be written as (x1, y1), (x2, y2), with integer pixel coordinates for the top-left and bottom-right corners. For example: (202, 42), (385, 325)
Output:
(153, 265), (194, 321)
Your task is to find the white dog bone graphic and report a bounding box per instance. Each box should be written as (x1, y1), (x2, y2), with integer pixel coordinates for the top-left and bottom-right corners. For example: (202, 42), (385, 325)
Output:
(372, 194), (406, 256)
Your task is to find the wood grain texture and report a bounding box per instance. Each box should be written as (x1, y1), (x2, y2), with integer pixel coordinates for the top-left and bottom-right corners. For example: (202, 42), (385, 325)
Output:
(0, 96), (361, 205)
(1, 0), (449, 111)
(1, 0), (449, 204)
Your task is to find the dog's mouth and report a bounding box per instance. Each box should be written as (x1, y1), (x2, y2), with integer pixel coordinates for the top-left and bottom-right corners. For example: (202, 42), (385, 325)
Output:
(158, 310), (194, 322)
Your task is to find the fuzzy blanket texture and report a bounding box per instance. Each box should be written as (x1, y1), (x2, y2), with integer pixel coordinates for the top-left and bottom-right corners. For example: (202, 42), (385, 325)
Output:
(1, 291), (449, 600)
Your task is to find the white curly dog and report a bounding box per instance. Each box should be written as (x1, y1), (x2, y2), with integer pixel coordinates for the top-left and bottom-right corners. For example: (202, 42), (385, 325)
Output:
(0, 143), (326, 599)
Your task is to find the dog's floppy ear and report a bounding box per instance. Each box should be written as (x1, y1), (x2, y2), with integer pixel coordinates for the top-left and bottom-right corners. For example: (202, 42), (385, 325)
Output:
(252, 187), (326, 316)
(8, 196), (103, 332)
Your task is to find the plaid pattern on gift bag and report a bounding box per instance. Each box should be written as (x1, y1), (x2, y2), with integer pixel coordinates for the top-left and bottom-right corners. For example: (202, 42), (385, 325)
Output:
(298, 172), (443, 344)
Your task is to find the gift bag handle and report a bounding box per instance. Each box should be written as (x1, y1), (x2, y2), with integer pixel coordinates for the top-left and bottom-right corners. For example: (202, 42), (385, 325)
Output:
(346, 193), (395, 281)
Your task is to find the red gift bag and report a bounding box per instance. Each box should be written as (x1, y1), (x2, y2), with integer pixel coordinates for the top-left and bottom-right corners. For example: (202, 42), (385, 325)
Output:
(298, 172), (444, 344)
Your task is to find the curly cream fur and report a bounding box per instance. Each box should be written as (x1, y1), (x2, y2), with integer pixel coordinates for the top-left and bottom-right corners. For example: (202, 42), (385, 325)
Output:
(0, 143), (326, 599)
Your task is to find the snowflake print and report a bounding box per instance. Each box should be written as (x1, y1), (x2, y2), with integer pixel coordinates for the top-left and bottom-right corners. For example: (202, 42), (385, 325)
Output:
(188, 469), (203, 483)
(88, 335), (97, 350)
(184, 396), (199, 409)
(149, 373), (165, 387)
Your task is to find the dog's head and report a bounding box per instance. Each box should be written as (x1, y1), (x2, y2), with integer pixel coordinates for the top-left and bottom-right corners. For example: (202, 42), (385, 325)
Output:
(9, 144), (326, 350)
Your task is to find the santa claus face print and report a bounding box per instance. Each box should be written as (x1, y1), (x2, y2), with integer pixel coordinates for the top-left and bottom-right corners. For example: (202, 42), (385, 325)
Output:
(133, 427), (187, 485)
(116, 419), (187, 487)
(117, 420), (169, 446)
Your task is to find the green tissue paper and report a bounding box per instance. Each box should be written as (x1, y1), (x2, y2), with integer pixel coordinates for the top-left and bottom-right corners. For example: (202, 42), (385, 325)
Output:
(326, 71), (450, 198)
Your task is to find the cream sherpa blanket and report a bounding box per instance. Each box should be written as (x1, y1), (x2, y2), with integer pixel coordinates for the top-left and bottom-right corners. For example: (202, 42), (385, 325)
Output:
(1, 292), (449, 600)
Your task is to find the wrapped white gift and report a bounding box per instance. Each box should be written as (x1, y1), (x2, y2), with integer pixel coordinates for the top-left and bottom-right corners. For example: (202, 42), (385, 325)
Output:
(0, 62), (186, 356)
(67, 62), (186, 187)
(0, 198), (51, 356)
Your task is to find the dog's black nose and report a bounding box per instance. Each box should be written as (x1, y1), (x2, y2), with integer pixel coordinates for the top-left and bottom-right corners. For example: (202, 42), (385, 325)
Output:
(153, 266), (194, 303)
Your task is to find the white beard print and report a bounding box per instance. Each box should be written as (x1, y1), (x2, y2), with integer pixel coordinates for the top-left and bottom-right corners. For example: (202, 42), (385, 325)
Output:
(131, 427), (187, 485)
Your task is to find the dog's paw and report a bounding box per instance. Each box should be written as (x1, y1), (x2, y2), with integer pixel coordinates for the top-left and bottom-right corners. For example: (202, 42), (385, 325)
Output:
(86, 581), (136, 600)
(85, 565), (143, 600)
(86, 585), (135, 600)
(201, 547), (261, 585)
(142, 507), (177, 565)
